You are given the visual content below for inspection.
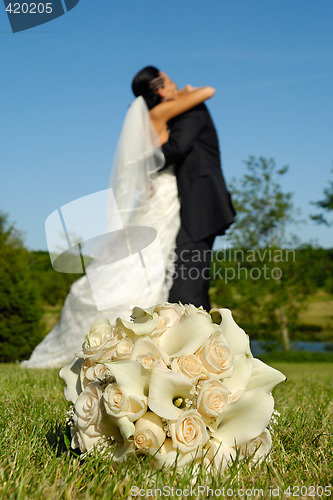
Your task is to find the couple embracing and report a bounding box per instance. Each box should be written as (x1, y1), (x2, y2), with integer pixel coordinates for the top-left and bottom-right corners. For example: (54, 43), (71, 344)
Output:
(22, 66), (235, 369)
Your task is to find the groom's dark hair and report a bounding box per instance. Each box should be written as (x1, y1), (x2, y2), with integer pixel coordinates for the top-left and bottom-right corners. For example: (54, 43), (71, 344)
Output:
(132, 66), (163, 110)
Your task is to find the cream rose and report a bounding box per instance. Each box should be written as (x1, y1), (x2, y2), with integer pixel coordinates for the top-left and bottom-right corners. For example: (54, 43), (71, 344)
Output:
(196, 332), (233, 378)
(183, 304), (211, 319)
(205, 438), (236, 473)
(71, 382), (103, 452)
(154, 302), (185, 326)
(111, 337), (134, 361)
(134, 412), (166, 451)
(80, 319), (120, 360)
(136, 353), (161, 370)
(71, 422), (101, 454)
(80, 359), (110, 388)
(197, 379), (230, 422)
(73, 382), (102, 430)
(169, 409), (209, 454)
(103, 383), (146, 422)
(240, 428), (272, 462)
(130, 337), (169, 370)
(171, 355), (205, 381)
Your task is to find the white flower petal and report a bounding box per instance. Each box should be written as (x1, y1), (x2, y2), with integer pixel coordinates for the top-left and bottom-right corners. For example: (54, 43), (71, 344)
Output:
(154, 303), (185, 326)
(59, 357), (83, 403)
(212, 309), (251, 356)
(113, 439), (135, 463)
(213, 388), (274, 447)
(240, 428), (272, 462)
(116, 313), (160, 338)
(247, 358), (286, 393)
(130, 337), (169, 365)
(169, 409), (209, 454)
(222, 353), (253, 402)
(131, 306), (155, 320)
(152, 438), (179, 469)
(148, 369), (193, 420)
(116, 416), (135, 442)
(205, 438), (236, 472)
(100, 414), (123, 443)
(134, 412), (166, 450)
(158, 314), (215, 357)
(103, 361), (149, 401)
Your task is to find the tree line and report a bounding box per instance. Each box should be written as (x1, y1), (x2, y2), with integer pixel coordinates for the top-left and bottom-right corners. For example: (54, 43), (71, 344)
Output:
(1, 156), (332, 362)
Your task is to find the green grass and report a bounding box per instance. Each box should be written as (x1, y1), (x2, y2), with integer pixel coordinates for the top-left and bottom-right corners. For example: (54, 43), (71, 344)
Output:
(1, 363), (332, 499)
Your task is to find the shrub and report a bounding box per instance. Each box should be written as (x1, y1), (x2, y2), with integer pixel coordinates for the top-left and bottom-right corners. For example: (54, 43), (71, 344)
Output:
(0, 212), (44, 362)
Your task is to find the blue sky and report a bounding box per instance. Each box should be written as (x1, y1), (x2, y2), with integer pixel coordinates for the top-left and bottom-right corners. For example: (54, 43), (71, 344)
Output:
(1, 0), (332, 250)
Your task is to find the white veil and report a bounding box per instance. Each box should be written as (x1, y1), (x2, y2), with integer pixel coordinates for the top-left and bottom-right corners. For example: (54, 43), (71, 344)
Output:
(85, 96), (169, 312)
(108, 96), (165, 228)
(21, 96), (180, 368)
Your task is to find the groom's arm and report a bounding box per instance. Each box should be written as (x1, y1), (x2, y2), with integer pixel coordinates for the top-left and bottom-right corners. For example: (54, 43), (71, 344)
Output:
(161, 105), (206, 167)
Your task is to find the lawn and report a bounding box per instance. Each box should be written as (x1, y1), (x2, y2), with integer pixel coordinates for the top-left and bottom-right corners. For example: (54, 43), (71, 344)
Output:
(0, 362), (332, 499)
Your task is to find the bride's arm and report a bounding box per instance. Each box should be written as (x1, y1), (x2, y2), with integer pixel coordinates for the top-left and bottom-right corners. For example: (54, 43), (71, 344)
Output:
(176, 84), (197, 96)
(150, 86), (215, 124)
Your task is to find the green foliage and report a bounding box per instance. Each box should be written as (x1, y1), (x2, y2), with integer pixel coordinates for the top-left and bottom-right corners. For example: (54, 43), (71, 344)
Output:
(29, 250), (78, 306)
(228, 156), (298, 248)
(210, 247), (333, 341)
(211, 249), (302, 338)
(0, 212), (44, 362)
(311, 168), (333, 226)
(1, 363), (332, 498)
(220, 156), (308, 349)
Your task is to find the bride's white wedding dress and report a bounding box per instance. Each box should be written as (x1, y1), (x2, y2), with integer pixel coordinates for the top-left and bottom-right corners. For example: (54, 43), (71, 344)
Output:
(22, 97), (180, 369)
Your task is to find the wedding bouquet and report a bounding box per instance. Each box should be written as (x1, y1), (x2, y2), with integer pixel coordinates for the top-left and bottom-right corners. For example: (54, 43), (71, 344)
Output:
(60, 303), (285, 473)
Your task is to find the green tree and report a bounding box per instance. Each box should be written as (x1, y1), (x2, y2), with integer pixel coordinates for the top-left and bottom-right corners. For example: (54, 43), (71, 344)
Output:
(0, 212), (44, 362)
(228, 156), (297, 248)
(218, 156), (307, 350)
(311, 168), (333, 226)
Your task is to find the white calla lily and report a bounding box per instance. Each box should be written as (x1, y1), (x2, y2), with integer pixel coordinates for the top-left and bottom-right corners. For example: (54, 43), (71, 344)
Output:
(59, 356), (83, 404)
(130, 337), (169, 369)
(247, 358), (286, 393)
(148, 369), (193, 420)
(116, 312), (160, 338)
(222, 353), (253, 403)
(103, 361), (149, 402)
(213, 388), (274, 447)
(158, 313), (215, 357)
(116, 415), (135, 442)
(152, 438), (179, 469)
(131, 306), (155, 320)
(211, 309), (251, 356)
(112, 438), (135, 463)
(99, 413), (123, 443)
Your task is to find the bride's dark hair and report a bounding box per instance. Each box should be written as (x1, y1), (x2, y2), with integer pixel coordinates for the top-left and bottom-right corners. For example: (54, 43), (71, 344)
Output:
(132, 66), (163, 110)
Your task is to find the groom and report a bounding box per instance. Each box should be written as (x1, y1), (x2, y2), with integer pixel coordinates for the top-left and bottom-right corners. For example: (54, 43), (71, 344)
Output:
(159, 74), (236, 311)
(132, 67), (235, 311)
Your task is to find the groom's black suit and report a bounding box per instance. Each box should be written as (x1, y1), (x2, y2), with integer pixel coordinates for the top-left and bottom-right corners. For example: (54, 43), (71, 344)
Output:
(162, 103), (235, 310)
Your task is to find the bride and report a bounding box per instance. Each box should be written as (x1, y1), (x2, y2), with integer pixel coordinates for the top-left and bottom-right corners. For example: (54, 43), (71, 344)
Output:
(22, 66), (216, 368)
